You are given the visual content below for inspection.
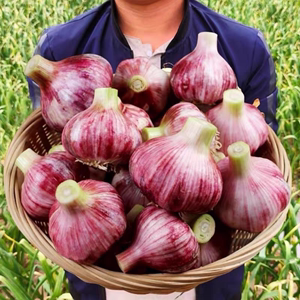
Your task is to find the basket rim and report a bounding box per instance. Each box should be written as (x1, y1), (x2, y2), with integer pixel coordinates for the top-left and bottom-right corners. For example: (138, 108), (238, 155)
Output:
(3, 108), (292, 293)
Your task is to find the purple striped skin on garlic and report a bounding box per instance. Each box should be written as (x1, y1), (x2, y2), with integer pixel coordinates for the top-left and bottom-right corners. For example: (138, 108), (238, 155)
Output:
(170, 32), (237, 105)
(112, 57), (171, 119)
(116, 206), (200, 273)
(112, 169), (149, 213)
(121, 103), (153, 131)
(15, 149), (83, 221)
(141, 102), (206, 140)
(62, 88), (142, 166)
(206, 89), (269, 155)
(214, 142), (290, 233)
(25, 54), (113, 131)
(130, 117), (223, 213)
(49, 179), (126, 264)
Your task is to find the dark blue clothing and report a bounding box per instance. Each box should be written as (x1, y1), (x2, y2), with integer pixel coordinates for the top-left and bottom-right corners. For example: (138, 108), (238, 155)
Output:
(28, 0), (278, 131)
(27, 0), (278, 299)
(66, 267), (244, 300)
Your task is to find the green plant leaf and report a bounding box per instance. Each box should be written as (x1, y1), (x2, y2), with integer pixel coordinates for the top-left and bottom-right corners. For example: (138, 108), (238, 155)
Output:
(51, 268), (65, 299)
(0, 276), (32, 300)
(259, 290), (287, 300)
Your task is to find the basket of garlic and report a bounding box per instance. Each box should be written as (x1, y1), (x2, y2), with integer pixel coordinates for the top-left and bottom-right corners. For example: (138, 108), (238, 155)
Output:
(4, 32), (291, 294)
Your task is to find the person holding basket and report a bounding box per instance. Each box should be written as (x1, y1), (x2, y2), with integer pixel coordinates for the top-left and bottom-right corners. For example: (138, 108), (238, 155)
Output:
(26, 0), (278, 299)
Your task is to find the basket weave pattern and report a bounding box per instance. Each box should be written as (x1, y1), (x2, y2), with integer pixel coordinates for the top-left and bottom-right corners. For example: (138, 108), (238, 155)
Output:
(4, 109), (292, 294)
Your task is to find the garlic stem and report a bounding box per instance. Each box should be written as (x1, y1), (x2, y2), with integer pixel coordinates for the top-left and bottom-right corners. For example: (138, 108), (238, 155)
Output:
(126, 204), (144, 225)
(222, 89), (245, 116)
(15, 148), (41, 174)
(162, 68), (172, 77)
(92, 88), (120, 110)
(179, 118), (217, 151)
(24, 55), (54, 84)
(227, 141), (251, 176)
(141, 126), (164, 141)
(48, 145), (65, 154)
(196, 32), (218, 51)
(55, 180), (87, 208)
(192, 214), (215, 244)
(116, 248), (139, 273)
(128, 75), (148, 93)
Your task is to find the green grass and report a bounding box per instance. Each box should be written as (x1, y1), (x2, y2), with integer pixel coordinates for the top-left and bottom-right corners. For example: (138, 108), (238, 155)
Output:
(0, 0), (299, 299)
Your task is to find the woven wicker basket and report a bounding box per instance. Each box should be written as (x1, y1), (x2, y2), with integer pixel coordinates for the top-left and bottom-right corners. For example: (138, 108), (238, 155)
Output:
(4, 108), (292, 294)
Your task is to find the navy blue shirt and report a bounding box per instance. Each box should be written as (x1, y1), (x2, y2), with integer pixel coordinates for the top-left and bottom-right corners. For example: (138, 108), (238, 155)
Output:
(27, 0), (278, 132)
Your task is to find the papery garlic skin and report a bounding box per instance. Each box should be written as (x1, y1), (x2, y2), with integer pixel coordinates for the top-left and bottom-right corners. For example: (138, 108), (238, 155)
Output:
(214, 142), (290, 232)
(112, 57), (170, 118)
(112, 169), (149, 213)
(25, 54), (113, 131)
(170, 32), (237, 104)
(62, 88), (142, 165)
(130, 118), (223, 213)
(17, 150), (81, 220)
(49, 180), (126, 264)
(206, 89), (268, 155)
(116, 206), (200, 273)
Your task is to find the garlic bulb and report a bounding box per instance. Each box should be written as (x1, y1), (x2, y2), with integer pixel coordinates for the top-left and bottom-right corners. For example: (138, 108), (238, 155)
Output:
(214, 141), (290, 232)
(141, 102), (206, 141)
(49, 179), (126, 264)
(130, 117), (223, 213)
(206, 89), (269, 155)
(116, 206), (200, 273)
(112, 57), (171, 118)
(25, 54), (113, 131)
(198, 218), (232, 266)
(170, 32), (237, 105)
(62, 88), (143, 166)
(112, 169), (149, 213)
(15, 149), (84, 220)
